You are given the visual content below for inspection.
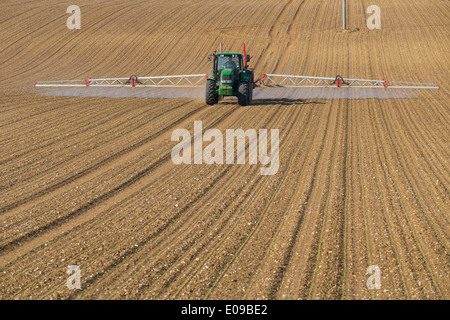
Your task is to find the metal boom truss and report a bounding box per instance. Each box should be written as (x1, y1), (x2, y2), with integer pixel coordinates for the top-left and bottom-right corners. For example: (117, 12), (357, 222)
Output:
(257, 74), (440, 89)
(34, 73), (439, 90)
(34, 74), (207, 88)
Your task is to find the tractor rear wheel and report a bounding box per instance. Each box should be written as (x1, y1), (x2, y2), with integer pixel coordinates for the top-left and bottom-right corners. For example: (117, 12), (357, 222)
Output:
(238, 82), (250, 106)
(206, 79), (218, 105)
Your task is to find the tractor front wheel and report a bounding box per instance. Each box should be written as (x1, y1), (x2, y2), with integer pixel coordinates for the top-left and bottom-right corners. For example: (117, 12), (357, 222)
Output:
(238, 82), (250, 106)
(206, 79), (218, 105)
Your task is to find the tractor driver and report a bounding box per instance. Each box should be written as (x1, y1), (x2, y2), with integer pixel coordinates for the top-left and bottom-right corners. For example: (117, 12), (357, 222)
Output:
(222, 55), (237, 70)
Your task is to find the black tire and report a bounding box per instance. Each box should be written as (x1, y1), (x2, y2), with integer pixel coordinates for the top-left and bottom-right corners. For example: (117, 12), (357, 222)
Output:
(238, 82), (250, 106)
(206, 79), (218, 105)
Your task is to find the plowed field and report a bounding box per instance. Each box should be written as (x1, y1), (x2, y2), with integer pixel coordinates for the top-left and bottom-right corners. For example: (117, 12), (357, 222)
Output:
(0, 0), (449, 300)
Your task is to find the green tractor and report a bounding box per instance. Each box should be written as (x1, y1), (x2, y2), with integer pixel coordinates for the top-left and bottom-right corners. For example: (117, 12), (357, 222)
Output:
(206, 44), (254, 106)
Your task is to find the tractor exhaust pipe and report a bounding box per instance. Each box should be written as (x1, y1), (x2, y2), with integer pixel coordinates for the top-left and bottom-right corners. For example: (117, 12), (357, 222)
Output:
(243, 42), (247, 68)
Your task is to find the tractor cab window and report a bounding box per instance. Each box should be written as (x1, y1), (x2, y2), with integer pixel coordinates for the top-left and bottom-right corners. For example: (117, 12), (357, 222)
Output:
(217, 55), (242, 72)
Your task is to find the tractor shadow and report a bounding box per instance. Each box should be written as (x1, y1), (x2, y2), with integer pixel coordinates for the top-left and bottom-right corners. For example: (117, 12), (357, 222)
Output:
(219, 99), (326, 106)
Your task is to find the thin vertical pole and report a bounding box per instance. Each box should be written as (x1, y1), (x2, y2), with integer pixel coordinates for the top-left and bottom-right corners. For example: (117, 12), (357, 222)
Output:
(343, 0), (347, 30)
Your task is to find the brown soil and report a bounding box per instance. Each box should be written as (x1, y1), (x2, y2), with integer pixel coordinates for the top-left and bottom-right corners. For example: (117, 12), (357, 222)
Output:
(0, 0), (448, 299)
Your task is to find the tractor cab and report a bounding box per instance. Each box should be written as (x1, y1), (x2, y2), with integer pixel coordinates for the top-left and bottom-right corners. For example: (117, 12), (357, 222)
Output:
(208, 53), (244, 81)
(217, 54), (242, 73)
